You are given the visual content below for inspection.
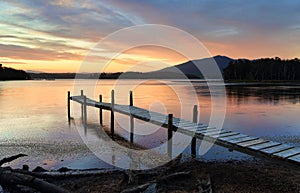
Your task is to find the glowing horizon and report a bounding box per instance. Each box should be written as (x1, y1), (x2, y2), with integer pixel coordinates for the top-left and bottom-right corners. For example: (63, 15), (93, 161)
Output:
(1, 1), (300, 73)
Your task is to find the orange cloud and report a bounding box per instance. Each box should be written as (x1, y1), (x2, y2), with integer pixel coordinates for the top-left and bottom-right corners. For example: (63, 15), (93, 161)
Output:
(0, 44), (84, 61)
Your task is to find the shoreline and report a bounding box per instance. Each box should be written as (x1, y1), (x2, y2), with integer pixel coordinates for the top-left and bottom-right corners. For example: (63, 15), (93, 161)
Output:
(5, 158), (297, 193)
(55, 159), (300, 193)
(2, 133), (299, 192)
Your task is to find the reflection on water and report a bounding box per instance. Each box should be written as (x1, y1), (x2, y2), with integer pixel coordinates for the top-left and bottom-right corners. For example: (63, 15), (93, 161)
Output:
(226, 85), (300, 105)
(222, 84), (300, 140)
(0, 80), (299, 169)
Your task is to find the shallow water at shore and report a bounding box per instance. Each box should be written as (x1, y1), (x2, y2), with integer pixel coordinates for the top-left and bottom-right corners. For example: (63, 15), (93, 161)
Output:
(0, 80), (300, 169)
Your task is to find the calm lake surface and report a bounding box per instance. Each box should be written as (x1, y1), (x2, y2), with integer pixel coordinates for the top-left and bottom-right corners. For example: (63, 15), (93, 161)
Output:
(0, 80), (300, 170)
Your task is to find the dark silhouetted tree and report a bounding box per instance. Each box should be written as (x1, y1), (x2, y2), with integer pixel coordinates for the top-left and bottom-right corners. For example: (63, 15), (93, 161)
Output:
(223, 57), (300, 81)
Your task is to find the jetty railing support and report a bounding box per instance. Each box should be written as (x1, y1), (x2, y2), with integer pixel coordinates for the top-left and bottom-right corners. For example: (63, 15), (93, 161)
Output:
(129, 91), (134, 143)
(83, 95), (87, 126)
(191, 105), (198, 157)
(99, 95), (103, 126)
(168, 114), (173, 158)
(129, 90), (133, 106)
(111, 90), (115, 140)
(67, 91), (71, 122)
(81, 90), (84, 120)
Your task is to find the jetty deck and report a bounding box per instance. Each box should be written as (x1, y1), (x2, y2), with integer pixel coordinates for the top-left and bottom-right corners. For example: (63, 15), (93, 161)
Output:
(68, 91), (300, 168)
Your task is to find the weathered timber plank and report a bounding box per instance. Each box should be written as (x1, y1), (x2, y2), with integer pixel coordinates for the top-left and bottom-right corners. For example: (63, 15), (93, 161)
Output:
(187, 127), (211, 133)
(261, 144), (294, 154)
(179, 125), (200, 132)
(178, 124), (198, 130)
(196, 124), (209, 130)
(248, 141), (281, 150)
(201, 128), (222, 134)
(150, 115), (167, 119)
(182, 126), (209, 133)
(209, 131), (240, 138)
(288, 154), (300, 163)
(195, 128), (217, 135)
(150, 116), (167, 121)
(237, 139), (267, 147)
(226, 136), (258, 144)
(202, 129), (230, 136)
(218, 134), (248, 141)
(273, 147), (300, 158)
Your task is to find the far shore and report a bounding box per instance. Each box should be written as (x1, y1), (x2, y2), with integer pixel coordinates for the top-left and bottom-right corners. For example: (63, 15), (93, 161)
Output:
(2, 77), (300, 85)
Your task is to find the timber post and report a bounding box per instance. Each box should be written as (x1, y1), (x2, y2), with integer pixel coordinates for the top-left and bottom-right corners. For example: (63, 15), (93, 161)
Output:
(67, 91), (71, 122)
(129, 90), (133, 106)
(99, 95), (103, 126)
(83, 95), (87, 126)
(111, 90), (115, 140)
(168, 113), (173, 158)
(129, 91), (134, 143)
(191, 105), (198, 157)
(80, 90), (84, 120)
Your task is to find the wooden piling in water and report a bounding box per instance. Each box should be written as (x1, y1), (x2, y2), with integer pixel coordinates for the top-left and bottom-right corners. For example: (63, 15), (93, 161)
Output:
(129, 90), (133, 106)
(67, 91), (71, 122)
(191, 105), (198, 157)
(83, 95), (87, 126)
(130, 116), (134, 143)
(168, 114), (173, 157)
(99, 95), (103, 126)
(111, 90), (115, 140)
(129, 91), (134, 143)
(81, 90), (84, 120)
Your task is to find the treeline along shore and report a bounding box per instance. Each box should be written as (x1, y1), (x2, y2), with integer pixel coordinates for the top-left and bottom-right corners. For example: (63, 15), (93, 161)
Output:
(224, 57), (300, 81)
(28, 71), (199, 80)
(1, 57), (300, 81)
(0, 64), (30, 81)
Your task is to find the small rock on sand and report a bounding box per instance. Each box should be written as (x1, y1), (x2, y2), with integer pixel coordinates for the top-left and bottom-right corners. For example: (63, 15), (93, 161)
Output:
(32, 166), (48, 172)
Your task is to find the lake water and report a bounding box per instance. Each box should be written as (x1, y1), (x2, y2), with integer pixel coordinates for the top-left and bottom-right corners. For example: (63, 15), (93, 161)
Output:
(0, 80), (300, 170)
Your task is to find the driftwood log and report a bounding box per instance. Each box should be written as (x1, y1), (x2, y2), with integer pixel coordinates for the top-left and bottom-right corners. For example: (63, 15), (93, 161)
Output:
(0, 154), (69, 193)
(0, 154), (212, 193)
(121, 171), (192, 193)
(0, 154), (27, 167)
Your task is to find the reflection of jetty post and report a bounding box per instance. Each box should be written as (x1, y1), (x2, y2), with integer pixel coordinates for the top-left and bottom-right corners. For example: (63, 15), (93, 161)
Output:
(129, 91), (134, 143)
(168, 114), (173, 158)
(79, 90), (87, 126)
(191, 105), (198, 157)
(111, 90), (115, 140)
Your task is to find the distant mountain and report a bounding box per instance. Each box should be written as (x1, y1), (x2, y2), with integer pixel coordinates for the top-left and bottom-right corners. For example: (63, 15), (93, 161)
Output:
(26, 70), (45, 73)
(213, 55), (235, 70)
(0, 64), (30, 81)
(27, 55), (234, 80)
(154, 55), (234, 78)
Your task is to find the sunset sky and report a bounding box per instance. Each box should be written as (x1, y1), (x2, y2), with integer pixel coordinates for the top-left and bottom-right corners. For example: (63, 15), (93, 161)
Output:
(0, 0), (300, 73)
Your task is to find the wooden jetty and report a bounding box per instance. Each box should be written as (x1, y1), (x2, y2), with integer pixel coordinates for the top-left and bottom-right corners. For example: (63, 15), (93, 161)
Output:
(67, 90), (300, 168)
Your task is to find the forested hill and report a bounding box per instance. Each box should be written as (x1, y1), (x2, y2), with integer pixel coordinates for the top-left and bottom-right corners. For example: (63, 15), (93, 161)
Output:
(223, 57), (300, 81)
(0, 64), (30, 80)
